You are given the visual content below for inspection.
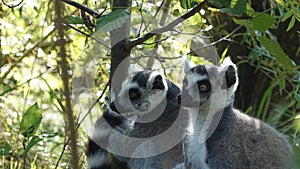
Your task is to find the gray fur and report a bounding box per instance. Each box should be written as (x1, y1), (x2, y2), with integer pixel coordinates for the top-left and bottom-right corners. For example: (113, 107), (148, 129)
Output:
(88, 70), (184, 169)
(179, 57), (293, 169)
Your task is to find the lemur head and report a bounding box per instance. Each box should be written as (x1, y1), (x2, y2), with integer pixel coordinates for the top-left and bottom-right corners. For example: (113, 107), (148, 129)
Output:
(177, 56), (238, 111)
(111, 70), (169, 117)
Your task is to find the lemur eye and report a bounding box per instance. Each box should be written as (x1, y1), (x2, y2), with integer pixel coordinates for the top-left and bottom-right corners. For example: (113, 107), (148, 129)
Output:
(129, 88), (141, 100)
(197, 80), (211, 93)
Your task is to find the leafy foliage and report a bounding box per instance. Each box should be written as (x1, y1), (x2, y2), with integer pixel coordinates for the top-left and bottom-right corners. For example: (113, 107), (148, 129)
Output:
(0, 0), (299, 168)
(20, 103), (42, 138)
(96, 8), (130, 31)
(257, 36), (293, 73)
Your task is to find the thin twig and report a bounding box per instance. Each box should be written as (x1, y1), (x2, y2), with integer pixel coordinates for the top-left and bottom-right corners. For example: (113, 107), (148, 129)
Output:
(0, 29), (56, 84)
(187, 25), (243, 51)
(146, 0), (172, 69)
(2, 0), (24, 8)
(142, 36), (169, 45)
(127, 0), (207, 50)
(66, 24), (110, 49)
(61, 0), (100, 18)
(54, 80), (110, 168)
(76, 80), (110, 131)
(0, 69), (55, 96)
(171, 28), (213, 39)
(142, 0), (165, 32)
(136, 1), (145, 37)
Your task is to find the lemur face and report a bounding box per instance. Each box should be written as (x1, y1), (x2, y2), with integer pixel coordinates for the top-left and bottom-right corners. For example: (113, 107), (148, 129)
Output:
(178, 57), (238, 110)
(111, 70), (168, 117)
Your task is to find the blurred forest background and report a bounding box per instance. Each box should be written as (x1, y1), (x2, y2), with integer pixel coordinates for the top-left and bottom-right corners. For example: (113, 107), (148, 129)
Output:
(0, 0), (299, 168)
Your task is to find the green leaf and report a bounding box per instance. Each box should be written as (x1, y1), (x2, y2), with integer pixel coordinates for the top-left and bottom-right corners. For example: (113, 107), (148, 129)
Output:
(257, 36), (293, 73)
(209, 0), (231, 8)
(64, 15), (84, 24)
(22, 136), (42, 156)
(295, 92), (300, 108)
(172, 9), (180, 17)
(96, 9), (130, 32)
(274, 0), (284, 6)
(256, 81), (276, 120)
(281, 10), (293, 22)
(233, 18), (248, 26)
(0, 140), (11, 155)
(221, 0), (247, 15)
(20, 103), (43, 138)
(180, 0), (192, 9)
(179, 0), (198, 9)
(286, 15), (296, 31)
(251, 13), (274, 31)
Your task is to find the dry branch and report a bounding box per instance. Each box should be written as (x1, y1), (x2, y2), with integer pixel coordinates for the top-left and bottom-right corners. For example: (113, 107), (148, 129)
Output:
(61, 0), (100, 17)
(126, 0), (207, 50)
(54, 0), (79, 169)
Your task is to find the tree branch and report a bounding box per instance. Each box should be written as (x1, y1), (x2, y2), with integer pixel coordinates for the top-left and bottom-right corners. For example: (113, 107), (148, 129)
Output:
(2, 0), (24, 8)
(146, 0), (172, 69)
(0, 29), (56, 84)
(54, 0), (79, 169)
(61, 0), (100, 18)
(66, 24), (110, 49)
(55, 80), (110, 169)
(127, 0), (207, 50)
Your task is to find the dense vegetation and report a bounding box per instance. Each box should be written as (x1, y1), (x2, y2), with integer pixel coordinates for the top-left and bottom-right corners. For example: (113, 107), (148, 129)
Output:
(0, 0), (299, 168)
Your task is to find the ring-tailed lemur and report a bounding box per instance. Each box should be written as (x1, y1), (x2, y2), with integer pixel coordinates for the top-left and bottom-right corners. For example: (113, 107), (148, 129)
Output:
(177, 57), (293, 169)
(87, 70), (185, 169)
(86, 102), (132, 169)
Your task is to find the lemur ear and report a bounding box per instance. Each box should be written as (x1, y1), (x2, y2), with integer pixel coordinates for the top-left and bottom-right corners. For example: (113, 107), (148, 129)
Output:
(152, 75), (165, 90)
(225, 65), (237, 88)
(221, 57), (239, 90)
(183, 55), (195, 74)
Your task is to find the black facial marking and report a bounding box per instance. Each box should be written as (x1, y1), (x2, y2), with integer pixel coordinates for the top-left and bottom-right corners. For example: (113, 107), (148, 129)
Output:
(197, 79), (211, 94)
(191, 65), (208, 75)
(129, 88), (141, 100)
(152, 75), (165, 90)
(225, 65), (236, 88)
(132, 71), (152, 88)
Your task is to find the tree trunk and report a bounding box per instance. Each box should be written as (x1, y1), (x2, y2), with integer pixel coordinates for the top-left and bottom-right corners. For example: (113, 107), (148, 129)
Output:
(110, 0), (132, 95)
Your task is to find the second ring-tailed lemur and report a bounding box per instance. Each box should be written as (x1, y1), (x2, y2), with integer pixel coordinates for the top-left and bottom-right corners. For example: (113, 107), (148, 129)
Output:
(176, 56), (293, 169)
(87, 70), (185, 169)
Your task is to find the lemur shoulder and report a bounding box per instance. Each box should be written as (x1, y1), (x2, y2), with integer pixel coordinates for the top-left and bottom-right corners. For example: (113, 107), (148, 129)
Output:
(177, 57), (293, 169)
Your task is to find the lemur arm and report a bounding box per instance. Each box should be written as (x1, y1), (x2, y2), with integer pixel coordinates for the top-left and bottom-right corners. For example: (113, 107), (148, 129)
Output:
(86, 102), (132, 169)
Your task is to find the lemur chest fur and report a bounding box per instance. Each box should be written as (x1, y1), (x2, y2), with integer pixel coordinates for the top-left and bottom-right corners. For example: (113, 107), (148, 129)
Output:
(183, 107), (210, 169)
(178, 56), (293, 169)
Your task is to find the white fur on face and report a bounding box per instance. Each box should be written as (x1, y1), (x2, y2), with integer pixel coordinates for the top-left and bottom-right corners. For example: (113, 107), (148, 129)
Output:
(185, 72), (207, 103)
(114, 71), (168, 117)
(182, 56), (239, 169)
(147, 71), (168, 91)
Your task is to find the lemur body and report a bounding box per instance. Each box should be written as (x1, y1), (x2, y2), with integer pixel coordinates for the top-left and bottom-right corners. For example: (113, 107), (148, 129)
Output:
(87, 70), (184, 169)
(178, 57), (293, 169)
